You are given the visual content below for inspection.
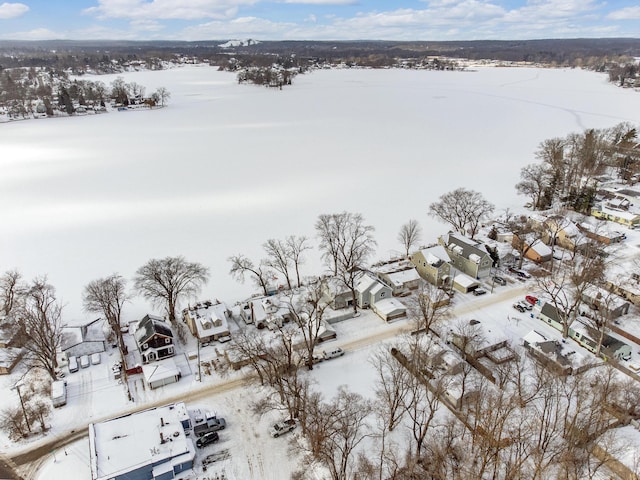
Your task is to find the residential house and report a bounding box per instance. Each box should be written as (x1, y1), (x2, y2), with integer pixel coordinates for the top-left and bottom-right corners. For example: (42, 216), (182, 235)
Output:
(356, 274), (392, 309)
(135, 314), (175, 364)
(522, 330), (593, 376)
(580, 285), (630, 320)
(591, 203), (640, 228)
(370, 258), (421, 295)
(61, 318), (107, 360)
(89, 402), (194, 480)
(321, 276), (356, 310)
(410, 245), (452, 287)
(183, 300), (231, 342)
(438, 232), (492, 279)
(512, 235), (552, 263)
(0, 348), (22, 375)
(576, 223), (626, 245)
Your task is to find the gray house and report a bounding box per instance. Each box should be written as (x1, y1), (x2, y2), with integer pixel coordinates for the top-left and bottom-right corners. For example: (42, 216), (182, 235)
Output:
(61, 318), (106, 360)
(438, 232), (492, 279)
(410, 245), (451, 287)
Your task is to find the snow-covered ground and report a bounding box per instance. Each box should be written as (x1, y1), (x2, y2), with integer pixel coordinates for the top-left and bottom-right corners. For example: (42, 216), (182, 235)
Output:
(2, 65), (640, 322)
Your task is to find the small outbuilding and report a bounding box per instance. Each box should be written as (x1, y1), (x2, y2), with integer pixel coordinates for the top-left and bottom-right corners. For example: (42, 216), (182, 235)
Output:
(142, 358), (181, 390)
(452, 273), (480, 293)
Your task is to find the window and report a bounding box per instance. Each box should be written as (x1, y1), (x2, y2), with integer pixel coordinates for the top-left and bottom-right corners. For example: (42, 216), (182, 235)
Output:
(168, 347), (174, 354)
(142, 343), (148, 350)
(165, 338), (170, 344)
(380, 292), (386, 298)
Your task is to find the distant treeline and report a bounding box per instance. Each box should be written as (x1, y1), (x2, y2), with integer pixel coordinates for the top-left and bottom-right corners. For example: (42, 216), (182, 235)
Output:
(2, 38), (640, 72)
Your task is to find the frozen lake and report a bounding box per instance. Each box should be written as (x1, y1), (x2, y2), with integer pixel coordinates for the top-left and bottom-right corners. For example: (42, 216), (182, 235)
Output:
(1, 65), (639, 321)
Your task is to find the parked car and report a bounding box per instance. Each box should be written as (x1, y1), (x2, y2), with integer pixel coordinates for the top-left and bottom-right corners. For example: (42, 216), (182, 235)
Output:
(508, 267), (531, 279)
(270, 418), (297, 438)
(472, 288), (488, 296)
(194, 416), (227, 437)
(323, 348), (344, 360)
(525, 295), (538, 305)
(68, 356), (79, 373)
(196, 431), (219, 448)
(303, 354), (323, 365)
(91, 353), (101, 365)
(512, 303), (525, 313)
(80, 355), (90, 368)
(518, 300), (533, 311)
(493, 276), (507, 286)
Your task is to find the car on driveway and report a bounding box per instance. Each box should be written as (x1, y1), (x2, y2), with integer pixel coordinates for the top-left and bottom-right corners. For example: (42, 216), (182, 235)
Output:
(270, 418), (297, 438)
(196, 432), (219, 448)
(525, 295), (538, 305)
(472, 288), (488, 296)
(508, 267), (531, 279)
(493, 276), (507, 286)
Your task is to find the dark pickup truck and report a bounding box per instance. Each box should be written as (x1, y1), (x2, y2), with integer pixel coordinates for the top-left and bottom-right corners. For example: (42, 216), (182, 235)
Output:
(193, 416), (227, 437)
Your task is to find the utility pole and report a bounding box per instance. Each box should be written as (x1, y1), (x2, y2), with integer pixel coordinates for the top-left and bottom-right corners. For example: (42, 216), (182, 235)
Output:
(12, 382), (30, 434)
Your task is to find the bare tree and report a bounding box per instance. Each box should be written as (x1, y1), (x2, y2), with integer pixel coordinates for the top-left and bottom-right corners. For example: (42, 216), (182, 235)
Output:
(398, 219), (422, 256)
(536, 243), (605, 337)
(0, 269), (25, 318)
(18, 277), (64, 379)
(410, 281), (451, 335)
(133, 256), (209, 325)
(316, 212), (376, 314)
(428, 188), (494, 239)
(286, 235), (311, 288)
(228, 254), (273, 296)
(263, 238), (293, 290)
(508, 215), (544, 269)
(285, 279), (330, 370)
(315, 213), (347, 276)
(370, 346), (411, 431)
(83, 274), (130, 357)
(155, 87), (171, 106)
(516, 163), (553, 210)
(305, 386), (372, 480)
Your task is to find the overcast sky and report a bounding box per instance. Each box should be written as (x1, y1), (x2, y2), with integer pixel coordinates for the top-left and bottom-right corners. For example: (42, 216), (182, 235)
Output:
(1, 0), (640, 42)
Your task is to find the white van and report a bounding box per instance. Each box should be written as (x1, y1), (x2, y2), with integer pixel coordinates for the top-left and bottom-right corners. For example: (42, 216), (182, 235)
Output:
(80, 355), (90, 368)
(68, 356), (79, 373)
(51, 380), (67, 407)
(322, 348), (344, 360)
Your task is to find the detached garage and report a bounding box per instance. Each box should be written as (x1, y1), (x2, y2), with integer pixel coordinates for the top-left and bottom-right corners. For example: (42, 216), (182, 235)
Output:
(372, 298), (407, 322)
(453, 273), (480, 294)
(142, 358), (181, 390)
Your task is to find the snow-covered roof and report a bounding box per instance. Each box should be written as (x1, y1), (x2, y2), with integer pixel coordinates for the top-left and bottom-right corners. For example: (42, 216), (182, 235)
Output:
(420, 245), (451, 266)
(385, 268), (421, 286)
(60, 319), (106, 351)
(593, 203), (640, 221)
(185, 300), (230, 338)
(530, 240), (552, 256)
(372, 298), (406, 316)
(356, 274), (379, 294)
(453, 273), (478, 288)
(0, 347), (21, 369)
(142, 358), (180, 385)
(89, 402), (193, 480)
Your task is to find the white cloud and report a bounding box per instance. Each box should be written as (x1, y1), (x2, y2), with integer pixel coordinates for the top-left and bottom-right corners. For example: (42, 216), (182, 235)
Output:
(607, 6), (640, 20)
(83, 0), (257, 21)
(0, 2), (29, 19)
(0, 28), (60, 40)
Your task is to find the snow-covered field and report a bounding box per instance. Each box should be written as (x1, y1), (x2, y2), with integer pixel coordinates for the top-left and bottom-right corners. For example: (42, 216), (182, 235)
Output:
(2, 65), (640, 322)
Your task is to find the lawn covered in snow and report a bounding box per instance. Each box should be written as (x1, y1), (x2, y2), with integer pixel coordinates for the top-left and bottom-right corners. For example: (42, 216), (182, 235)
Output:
(2, 65), (640, 322)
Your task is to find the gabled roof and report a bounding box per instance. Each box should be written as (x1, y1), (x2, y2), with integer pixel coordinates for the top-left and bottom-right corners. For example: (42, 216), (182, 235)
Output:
(418, 245), (451, 267)
(540, 302), (565, 323)
(135, 314), (173, 345)
(445, 232), (489, 261)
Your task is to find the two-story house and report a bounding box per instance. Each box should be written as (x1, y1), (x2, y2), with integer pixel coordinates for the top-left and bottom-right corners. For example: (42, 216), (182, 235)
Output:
(135, 314), (175, 364)
(410, 245), (451, 287)
(438, 232), (492, 279)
